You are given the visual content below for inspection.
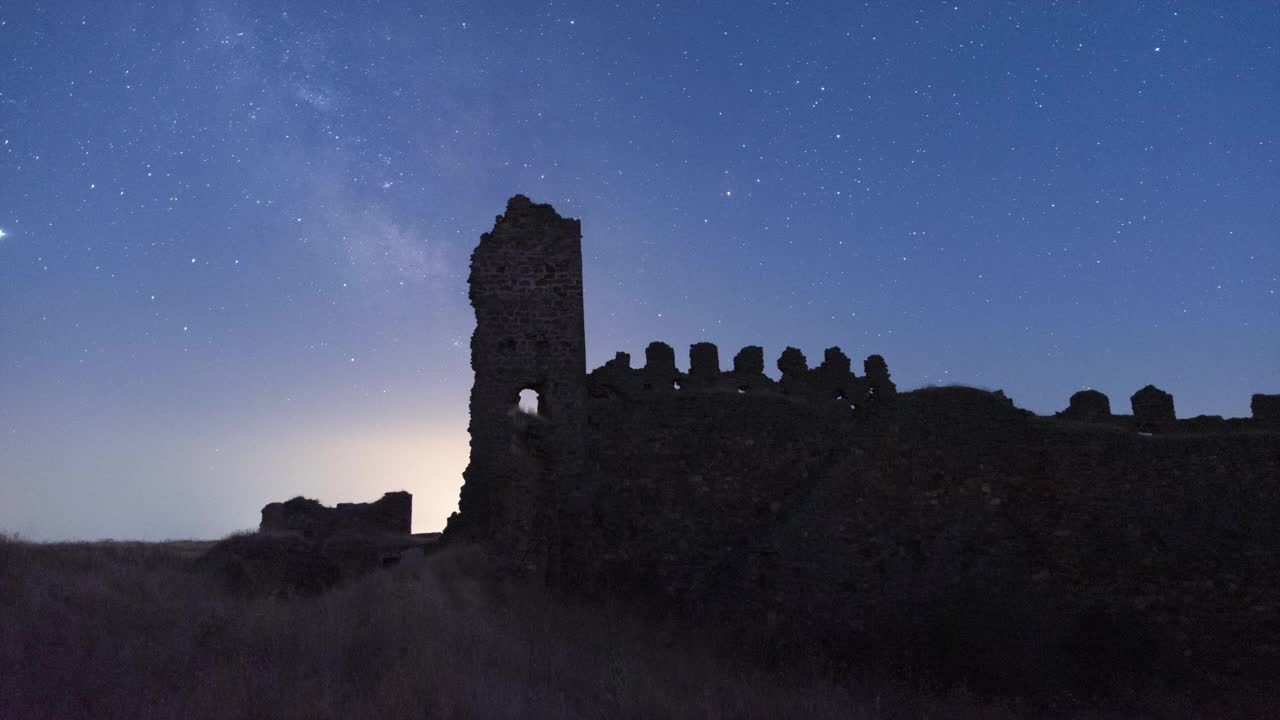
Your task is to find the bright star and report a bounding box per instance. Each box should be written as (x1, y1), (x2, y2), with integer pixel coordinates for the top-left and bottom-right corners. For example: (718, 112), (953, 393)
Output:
(0, 229), (7, 239)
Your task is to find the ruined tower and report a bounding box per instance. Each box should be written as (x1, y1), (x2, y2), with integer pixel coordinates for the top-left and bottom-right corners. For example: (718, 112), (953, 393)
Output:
(453, 195), (586, 576)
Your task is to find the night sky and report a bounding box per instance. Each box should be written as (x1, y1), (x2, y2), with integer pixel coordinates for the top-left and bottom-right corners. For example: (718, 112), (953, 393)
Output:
(2, 2), (1277, 540)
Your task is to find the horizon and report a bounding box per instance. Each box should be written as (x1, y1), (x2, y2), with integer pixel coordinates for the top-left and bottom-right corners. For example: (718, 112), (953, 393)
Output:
(2, 2), (1277, 541)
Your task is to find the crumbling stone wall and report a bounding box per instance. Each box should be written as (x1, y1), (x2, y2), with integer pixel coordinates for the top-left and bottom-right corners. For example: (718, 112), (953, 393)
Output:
(1058, 389), (1112, 421)
(1254, 393), (1280, 422)
(731, 345), (772, 391)
(260, 491), (411, 538)
(449, 196), (1280, 690)
(863, 354), (897, 399)
(1131, 384), (1176, 426)
(759, 388), (1280, 687)
(585, 341), (883, 410)
(577, 384), (1280, 689)
(449, 195), (587, 577)
(201, 491), (416, 596)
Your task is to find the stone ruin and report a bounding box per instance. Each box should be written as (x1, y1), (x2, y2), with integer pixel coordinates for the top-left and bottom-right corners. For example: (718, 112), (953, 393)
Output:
(200, 491), (415, 597)
(260, 491), (413, 538)
(444, 195), (1280, 691)
(1130, 384), (1176, 427)
(1058, 389), (1111, 421)
(449, 195), (587, 575)
(444, 198), (912, 568)
(1253, 393), (1280, 423)
(585, 340), (894, 407)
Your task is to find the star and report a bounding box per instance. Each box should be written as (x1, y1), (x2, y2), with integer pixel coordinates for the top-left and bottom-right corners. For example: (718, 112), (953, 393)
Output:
(0, 229), (7, 240)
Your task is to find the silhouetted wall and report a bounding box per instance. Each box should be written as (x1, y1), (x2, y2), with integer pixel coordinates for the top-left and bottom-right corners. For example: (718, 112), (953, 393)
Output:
(449, 196), (1280, 689)
(1254, 393), (1280, 422)
(260, 491), (411, 538)
(451, 195), (587, 577)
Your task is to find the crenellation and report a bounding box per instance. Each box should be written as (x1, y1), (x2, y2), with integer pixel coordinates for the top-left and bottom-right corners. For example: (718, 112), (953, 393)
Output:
(586, 352), (638, 399)
(1131, 384), (1175, 428)
(1253, 394), (1280, 423)
(777, 346), (810, 395)
(643, 341), (676, 372)
(586, 341), (895, 404)
(864, 354), (897, 399)
(820, 346), (852, 375)
(687, 342), (721, 389)
(811, 346), (865, 404)
(729, 345), (773, 392)
(585, 340), (895, 406)
(1059, 389), (1112, 421)
(642, 341), (682, 391)
(733, 345), (765, 375)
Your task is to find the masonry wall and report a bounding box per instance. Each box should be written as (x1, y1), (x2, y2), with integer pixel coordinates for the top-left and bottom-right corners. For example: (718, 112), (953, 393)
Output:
(452, 196), (1280, 690)
(574, 384), (1280, 688)
(453, 195), (587, 577)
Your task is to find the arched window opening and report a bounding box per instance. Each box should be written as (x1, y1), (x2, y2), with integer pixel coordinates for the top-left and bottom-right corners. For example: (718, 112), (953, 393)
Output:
(518, 388), (542, 416)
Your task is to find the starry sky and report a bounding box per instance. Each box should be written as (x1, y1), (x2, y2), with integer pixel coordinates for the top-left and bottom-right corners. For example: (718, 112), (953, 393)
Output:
(2, 2), (1277, 540)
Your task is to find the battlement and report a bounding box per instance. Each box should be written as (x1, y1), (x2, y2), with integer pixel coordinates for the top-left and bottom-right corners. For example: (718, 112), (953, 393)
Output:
(586, 341), (896, 409)
(1052, 386), (1278, 428)
(587, 347), (1276, 430)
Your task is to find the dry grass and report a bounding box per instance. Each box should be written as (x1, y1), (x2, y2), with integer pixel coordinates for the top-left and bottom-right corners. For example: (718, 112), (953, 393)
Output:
(0, 534), (1264, 719)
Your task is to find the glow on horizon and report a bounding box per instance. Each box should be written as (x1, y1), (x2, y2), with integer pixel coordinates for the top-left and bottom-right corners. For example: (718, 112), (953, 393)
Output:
(272, 422), (470, 534)
(0, 412), (470, 541)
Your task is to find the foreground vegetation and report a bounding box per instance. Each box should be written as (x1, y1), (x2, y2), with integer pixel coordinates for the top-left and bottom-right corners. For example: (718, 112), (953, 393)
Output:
(0, 535), (1272, 719)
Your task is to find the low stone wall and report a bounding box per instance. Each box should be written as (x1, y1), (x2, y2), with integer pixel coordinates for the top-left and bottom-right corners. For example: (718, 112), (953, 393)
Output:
(260, 491), (412, 538)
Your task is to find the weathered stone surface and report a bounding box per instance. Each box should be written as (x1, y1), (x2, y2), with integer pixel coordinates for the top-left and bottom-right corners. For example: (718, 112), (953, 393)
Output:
(447, 196), (1280, 692)
(687, 342), (721, 389)
(808, 346), (872, 404)
(577, 383), (1280, 690)
(864, 354), (897, 399)
(335, 490), (412, 535)
(259, 496), (330, 538)
(1059, 389), (1112, 421)
(733, 345), (764, 375)
(447, 195), (587, 577)
(587, 351), (637, 399)
(728, 345), (773, 392)
(260, 491), (411, 538)
(642, 341), (681, 392)
(1253, 393), (1280, 422)
(1131, 384), (1175, 426)
(777, 346), (809, 394)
